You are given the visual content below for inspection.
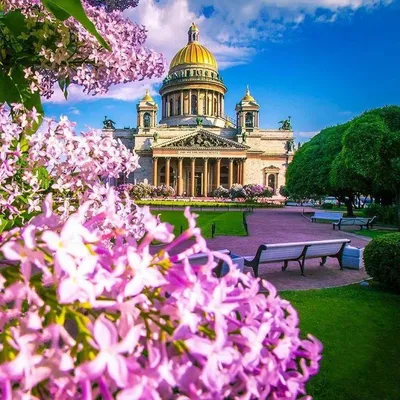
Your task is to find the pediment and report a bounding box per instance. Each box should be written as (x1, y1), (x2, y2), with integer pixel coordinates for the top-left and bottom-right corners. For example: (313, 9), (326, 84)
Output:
(153, 129), (248, 150)
(264, 165), (280, 171)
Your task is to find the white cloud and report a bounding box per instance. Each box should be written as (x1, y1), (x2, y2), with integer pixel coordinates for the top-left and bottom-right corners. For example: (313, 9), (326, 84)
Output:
(125, 0), (254, 69)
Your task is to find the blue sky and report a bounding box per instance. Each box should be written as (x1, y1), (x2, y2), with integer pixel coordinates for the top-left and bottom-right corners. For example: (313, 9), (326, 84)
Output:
(44, 0), (400, 143)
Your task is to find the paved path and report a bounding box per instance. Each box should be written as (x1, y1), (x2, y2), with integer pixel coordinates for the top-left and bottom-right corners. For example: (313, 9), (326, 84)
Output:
(168, 207), (370, 291)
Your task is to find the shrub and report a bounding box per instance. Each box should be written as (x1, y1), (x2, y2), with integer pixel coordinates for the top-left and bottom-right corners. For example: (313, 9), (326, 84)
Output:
(279, 185), (290, 198)
(213, 186), (230, 198)
(229, 183), (247, 199)
(364, 203), (399, 225)
(321, 203), (334, 210)
(155, 184), (175, 198)
(364, 233), (400, 291)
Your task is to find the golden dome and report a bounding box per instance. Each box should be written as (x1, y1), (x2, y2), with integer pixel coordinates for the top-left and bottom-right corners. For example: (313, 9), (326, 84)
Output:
(142, 89), (154, 102)
(242, 86), (256, 102)
(169, 23), (218, 71)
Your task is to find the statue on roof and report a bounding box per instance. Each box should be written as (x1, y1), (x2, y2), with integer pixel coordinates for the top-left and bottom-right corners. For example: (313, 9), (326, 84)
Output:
(196, 117), (203, 126)
(285, 139), (295, 153)
(103, 116), (115, 129)
(279, 116), (292, 131)
(153, 131), (159, 143)
(242, 131), (247, 143)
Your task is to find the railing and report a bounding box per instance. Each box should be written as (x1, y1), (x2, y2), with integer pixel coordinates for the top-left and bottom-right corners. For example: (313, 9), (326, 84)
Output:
(161, 75), (226, 89)
(220, 114), (237, 128)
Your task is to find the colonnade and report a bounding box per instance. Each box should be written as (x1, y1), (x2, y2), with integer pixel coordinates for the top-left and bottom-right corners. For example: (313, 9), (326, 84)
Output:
(162, 89), (224, 119)
(152, 157), (246, 197)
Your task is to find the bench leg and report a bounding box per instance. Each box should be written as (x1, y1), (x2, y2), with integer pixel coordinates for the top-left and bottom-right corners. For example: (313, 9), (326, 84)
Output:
(282, 260), (289, 272)
(298, 258), (306, 276)
(252, 264), (259, 278)
(337, 256), (343, 270)
(320, 256), (327, 266)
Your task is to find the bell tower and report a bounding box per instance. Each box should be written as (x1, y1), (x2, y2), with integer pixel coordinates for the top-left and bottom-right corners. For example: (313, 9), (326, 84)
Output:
(236, 86), (260, 132)
(137, 89), (158, 129)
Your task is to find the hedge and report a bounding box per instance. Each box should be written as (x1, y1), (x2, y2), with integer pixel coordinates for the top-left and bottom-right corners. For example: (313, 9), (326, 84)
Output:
(364, 233), (400, 291)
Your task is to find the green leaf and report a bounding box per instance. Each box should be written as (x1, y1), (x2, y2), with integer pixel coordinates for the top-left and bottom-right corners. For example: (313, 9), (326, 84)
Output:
(0, 216), (8, 234)
(0, 70), (21, 104)
(0, 67), (43, 135)
(41, 0), (70, 20)
(2, 10), (28, 37)
(41, 0), (110, 50)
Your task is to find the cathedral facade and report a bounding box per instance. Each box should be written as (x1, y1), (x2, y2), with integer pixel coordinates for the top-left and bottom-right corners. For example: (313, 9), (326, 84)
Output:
(110, 23), (294, 197)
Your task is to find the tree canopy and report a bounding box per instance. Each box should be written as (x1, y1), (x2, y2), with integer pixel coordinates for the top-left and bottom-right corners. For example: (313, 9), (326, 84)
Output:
(286, 106), (400, 219)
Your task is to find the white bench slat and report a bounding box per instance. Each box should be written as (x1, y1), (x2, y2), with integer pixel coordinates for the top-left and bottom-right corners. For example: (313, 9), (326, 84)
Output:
(260, 246), (304, 262)
(305, 243), (343, 258)
(312, 211), (343, 221)
(244, 239), (351, 276)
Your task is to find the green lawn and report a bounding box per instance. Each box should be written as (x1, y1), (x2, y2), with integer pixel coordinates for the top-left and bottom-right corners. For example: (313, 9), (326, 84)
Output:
(352, 229), (396, 239)
(153, 210), (247, 238)
(282, 284), (400, 400)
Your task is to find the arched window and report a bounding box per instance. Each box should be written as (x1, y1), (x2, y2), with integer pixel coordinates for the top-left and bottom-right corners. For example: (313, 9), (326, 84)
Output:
(191, 94), (198, 115)
(169, 98), (174, 117)
(143, 112), (151, 128)
(245, 112), (253, 128)
(214, 98), (218, 116)
(177, 96), (181, 115)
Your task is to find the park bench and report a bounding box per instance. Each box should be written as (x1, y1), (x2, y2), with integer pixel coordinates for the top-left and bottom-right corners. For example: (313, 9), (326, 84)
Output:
(188, 249), (244, 277)
(311, 211), (343, 222)
(333, 216), (376, 230)
(243, 238), (351, 277)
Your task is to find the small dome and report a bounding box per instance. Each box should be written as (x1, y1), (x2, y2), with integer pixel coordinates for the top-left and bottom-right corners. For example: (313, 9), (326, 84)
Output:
(142, 89), (154, 102)
(169, 23), (218, 71)
(242, 86), (256, 102)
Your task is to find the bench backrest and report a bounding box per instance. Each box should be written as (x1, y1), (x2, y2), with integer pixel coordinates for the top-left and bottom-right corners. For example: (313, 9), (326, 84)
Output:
(305, 241), (345, 258)
(340, 217), (369, 225)
(258, 239), (350, 263)
(313, 211), (343, 220)
(259, 245), (305, 262)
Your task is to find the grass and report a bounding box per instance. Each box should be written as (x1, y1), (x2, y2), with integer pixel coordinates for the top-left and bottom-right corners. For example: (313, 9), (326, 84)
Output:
(153, 210), (247, 238)
(352, 229), (397, 239)
(282, 284), (400, 400)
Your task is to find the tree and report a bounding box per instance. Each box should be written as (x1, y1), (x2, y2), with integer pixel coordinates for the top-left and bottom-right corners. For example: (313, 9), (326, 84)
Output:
(286, 122), (357, 215)
(339, 106), (400, 226)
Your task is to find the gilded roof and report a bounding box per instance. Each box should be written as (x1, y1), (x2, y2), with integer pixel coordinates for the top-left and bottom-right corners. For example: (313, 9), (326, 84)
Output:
(242, 86), (256, 102)
(142, 89), (154, 102)
(170, 42), (218, 70)
(169, 23), (218, 71)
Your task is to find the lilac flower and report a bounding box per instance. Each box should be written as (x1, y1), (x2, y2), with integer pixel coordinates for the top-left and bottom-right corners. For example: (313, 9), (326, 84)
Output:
(76, 315), (142, 387)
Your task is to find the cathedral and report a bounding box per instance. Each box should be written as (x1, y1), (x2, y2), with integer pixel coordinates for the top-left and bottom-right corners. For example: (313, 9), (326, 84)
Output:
(109, 23), (294, 197)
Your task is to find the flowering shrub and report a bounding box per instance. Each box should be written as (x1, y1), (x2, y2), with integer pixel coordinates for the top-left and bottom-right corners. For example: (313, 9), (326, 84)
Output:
(212, 184), (272, 201)
(243, 184), (272, 200)
(229, 184), (247, 200)
(0, 105), (138, 229)
(155, 184), (175, 198)
(87, 0), (139, 11)
(1, 0), (165, 113)
(115, 184), (176, 199)
(213, 186), (230, 199)
(0, 191), (322, 399)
